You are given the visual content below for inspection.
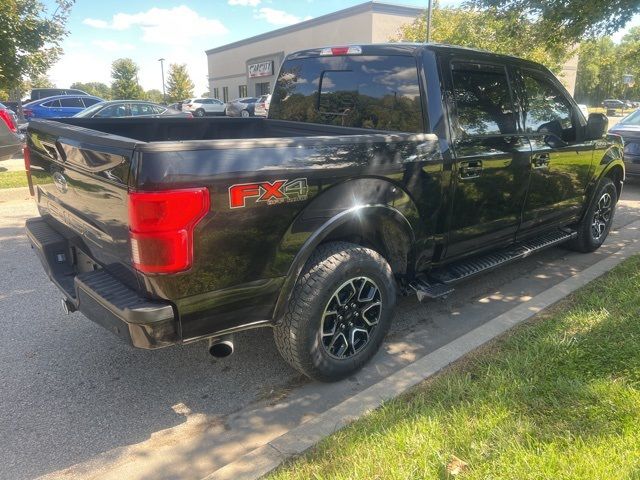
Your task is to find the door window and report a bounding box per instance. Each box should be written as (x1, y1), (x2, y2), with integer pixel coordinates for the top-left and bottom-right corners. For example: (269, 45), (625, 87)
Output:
(60, 97), (85, 108)
(521, 71), (576, 143)
(130, 103), (156, 116)
(81, 97), (101, 107)
(95, 104), (128, 117)
(43, 100), (61, 108)
(451, 62), (517, 136)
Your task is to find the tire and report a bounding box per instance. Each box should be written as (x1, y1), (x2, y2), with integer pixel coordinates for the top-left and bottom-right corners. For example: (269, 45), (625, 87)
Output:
(241, 109), (250, 118)
(274, 242), (396, 382)
(195, 108), (205, 117)
(567, 177), (617, 253)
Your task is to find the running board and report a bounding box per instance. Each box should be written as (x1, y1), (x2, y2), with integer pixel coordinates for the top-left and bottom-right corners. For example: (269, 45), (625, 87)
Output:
(430, 229), (577, 285)
(408, 278), (455, 302)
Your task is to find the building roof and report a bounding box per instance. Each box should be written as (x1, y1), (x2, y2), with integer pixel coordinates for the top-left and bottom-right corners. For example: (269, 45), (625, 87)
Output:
(205, 1), (424, 55)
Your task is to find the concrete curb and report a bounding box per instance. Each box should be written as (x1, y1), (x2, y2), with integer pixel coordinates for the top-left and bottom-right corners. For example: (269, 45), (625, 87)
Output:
(0, 186), (31, 203)
(203, 227), (640, 480)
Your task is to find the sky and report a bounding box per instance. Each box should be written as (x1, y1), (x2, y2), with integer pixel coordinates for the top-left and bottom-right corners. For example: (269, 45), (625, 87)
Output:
(44, 0), (640, 95)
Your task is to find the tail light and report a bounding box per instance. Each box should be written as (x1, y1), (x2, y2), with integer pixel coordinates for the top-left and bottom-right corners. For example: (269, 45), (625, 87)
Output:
(23, 108), (33, 118)
(320, 46), (362, 56)
(0, 109), (17, 132)
(128, 188), (210, 274)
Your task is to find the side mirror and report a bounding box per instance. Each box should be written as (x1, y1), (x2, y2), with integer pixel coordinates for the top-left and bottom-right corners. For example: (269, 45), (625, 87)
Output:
(586, 113), (608, 140)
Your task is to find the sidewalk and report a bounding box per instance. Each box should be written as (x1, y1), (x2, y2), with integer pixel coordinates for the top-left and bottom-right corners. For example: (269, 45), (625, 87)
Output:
(0, 156), (25, 172)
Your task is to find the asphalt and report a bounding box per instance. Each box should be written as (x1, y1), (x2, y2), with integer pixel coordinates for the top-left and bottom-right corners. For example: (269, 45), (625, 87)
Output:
(0, 181), (639, 480)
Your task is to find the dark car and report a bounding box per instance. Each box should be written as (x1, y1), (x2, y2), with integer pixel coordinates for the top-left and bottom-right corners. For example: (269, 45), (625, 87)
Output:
(0, 102), (22, 160)
(610, 108), (640, 176)
(24, 44), (623, 382)
(30, 88), (89, 101)
(74, 100), (192, 118)
(22, 95), (103, 120)
(225, 97), (259, 117)
(603, 99), (625, 109)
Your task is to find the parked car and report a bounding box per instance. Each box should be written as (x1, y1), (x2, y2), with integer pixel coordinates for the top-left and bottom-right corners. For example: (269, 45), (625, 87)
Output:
(30, 88), (89, 101)
(577, 104), (589, 120)
(24, 44), (623, 382)
(225, 97), (259, 117)
(182, 98), (226, 117)
(603, 99), (625, 109)
(0, 102), (22, 160)
(74, 100), (192, 118)
(23, 95), (103, 120)
(254, 94), (271, 117)
(609, 108), (640, 177)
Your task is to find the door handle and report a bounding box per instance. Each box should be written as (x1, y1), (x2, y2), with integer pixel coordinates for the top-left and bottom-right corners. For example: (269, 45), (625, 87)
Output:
(531, 153), (550, 169)
(459, 160), (483, 180)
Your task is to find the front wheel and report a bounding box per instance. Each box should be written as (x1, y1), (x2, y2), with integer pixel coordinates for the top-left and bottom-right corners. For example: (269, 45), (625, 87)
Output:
(567, 177), (617, 253)
(274, 242), (396, 382)
(195, 108), (205, 117)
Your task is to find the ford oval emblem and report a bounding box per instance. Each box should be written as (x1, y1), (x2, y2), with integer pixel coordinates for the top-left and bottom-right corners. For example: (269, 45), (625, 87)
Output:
(53, 172), (68, 194)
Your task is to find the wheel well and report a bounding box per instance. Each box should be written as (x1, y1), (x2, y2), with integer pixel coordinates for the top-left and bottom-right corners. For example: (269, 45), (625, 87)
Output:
(605, 165), (624, 199)
(320, 215), (412, 276)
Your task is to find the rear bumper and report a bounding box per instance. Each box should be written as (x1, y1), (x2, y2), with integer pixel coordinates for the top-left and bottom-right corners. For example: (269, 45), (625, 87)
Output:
(25, 217), (179, 349)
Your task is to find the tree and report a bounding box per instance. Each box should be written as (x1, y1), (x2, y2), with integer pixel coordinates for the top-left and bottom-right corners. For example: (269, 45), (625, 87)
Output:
(574, 28), (640, 105)
(111, 58), (143, 99)
(144, 89), (164, 104)
(472, 0), (640, 42)
(29, 75), (55, 89)
(396, 6), (570, 72)
(0, 0), (74, 98)
(166, 64), (194, 102)
(70, 82), (111, 99)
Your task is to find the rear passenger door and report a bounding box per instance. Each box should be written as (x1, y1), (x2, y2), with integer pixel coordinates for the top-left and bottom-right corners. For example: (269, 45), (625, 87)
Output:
(444, 60), (532, 258)
(516, 69), (594, 230)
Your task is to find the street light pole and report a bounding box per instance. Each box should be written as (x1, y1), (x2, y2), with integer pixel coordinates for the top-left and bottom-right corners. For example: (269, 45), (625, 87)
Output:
(158, 58), (166, 103)
(426, 0), (433, 43)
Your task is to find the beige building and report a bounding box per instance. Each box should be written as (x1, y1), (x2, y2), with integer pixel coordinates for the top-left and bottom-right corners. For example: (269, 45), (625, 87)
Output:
(206, 0), (578, 102)
(206, 1), (423, 102)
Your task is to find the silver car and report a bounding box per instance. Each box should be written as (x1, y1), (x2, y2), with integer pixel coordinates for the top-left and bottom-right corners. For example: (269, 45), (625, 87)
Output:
(225, 97), (259, 118)
(182, 98), (226, 117)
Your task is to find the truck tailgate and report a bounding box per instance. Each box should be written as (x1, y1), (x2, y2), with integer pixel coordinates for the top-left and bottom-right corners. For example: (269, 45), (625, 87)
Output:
(27, 120), (138, 289)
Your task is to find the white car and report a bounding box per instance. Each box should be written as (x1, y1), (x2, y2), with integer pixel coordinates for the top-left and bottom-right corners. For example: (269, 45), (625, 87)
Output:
(182, 98), (226, 117)
(254, 94), (271, 117)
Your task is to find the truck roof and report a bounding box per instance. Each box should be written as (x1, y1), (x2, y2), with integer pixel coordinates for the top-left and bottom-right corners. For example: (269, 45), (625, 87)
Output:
(285, 42), (551, 72)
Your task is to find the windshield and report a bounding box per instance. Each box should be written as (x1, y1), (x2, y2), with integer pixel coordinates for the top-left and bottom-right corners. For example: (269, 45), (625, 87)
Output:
(74, 101), (108, 117)
(618, 109), (640, 126)
(269, 54), (423, 132)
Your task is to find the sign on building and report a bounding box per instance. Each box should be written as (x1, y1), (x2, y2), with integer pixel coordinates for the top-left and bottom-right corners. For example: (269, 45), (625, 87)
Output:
(248, 61), (274, 78)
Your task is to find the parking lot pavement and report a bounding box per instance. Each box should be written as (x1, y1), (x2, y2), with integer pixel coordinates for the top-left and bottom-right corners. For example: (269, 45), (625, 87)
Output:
(1, 183), (639, 480)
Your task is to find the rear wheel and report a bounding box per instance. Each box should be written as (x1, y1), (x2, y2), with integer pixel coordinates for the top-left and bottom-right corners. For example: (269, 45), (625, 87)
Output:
(241, 109), (250, 118)
(274, 242), (396, 382)
(195, 108), (205, 117)
(567, 177), (617, 253)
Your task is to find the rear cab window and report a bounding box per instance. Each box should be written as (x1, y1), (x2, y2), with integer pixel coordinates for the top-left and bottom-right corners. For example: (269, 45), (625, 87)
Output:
(269, 54), (424, 132)
(450, 62), (517, 137)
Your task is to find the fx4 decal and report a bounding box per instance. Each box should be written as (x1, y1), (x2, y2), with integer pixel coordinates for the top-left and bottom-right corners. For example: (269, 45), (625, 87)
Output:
(229, 178), (309, 209)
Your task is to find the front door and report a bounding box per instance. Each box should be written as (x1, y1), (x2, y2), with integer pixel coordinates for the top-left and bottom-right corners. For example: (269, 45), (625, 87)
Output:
(517, 69), (594, 231)
(445, 60), (532, 258)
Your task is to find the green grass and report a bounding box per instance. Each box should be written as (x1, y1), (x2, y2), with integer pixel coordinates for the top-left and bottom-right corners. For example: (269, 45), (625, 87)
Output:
(0, 170), (50, 189)
(269, 256), (640, 480)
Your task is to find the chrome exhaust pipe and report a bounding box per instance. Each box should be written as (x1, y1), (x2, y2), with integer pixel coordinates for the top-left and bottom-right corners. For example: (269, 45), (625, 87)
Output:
(208, 334), (234, 358)
(61, 298), (77, 314)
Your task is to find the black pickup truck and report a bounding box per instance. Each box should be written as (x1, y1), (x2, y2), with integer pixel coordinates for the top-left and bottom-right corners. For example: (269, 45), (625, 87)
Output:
(25, 44), (624, 381)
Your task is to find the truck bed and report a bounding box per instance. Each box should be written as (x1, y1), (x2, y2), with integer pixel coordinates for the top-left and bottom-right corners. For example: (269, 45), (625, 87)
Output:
(36, 117), (389, 144)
